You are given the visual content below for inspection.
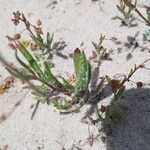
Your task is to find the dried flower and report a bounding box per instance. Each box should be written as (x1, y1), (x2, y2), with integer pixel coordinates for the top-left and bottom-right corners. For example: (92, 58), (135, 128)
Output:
(110, 79), (122, 93)
(123, 0), (135, 9)
(0, 76), (15, 94)
(136, 82), (143, 88)
(36, 19), (42, 26)
(14, 40), (21, 49)
(13, 11), (21, 19)
(74, 48), (81, 54)
(12, 18), (19, 26)
(68, 74), (76, 84)
(8, 43), (17, 50)
(14, 33), (21, 40)
(30, 42), (39, 51)
(139, 64), (145, 68)
(12, 11), (21, 26)
(87, 134), (94, 147)
(100, 105), (106, 113)
(34, 26), (43, 35)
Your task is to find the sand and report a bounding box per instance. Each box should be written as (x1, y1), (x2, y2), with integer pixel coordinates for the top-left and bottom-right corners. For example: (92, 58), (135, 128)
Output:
(0, 0), (150, 149)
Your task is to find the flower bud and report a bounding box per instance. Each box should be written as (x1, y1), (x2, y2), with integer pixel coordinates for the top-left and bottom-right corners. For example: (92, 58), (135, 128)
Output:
(36, 19), (42, 26)
(14, 33), (21, 40)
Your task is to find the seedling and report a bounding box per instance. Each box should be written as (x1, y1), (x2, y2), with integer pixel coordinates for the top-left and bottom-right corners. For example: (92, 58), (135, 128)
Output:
(112, 0), (137, 27)
(91, 34), (111, 65)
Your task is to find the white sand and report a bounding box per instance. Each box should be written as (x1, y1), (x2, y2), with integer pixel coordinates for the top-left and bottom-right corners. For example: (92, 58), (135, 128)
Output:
(0, 0), (150, 149)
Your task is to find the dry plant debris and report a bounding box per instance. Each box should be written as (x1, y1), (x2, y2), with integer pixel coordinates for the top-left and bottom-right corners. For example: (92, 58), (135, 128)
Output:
(0, 76), (15, 94)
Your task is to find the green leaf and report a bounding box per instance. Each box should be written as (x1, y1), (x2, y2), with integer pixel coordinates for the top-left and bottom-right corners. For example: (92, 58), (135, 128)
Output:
(46, 32), (54, 49)
(30, 35), (45, 49)
(37, 34), (44, 43)
(114, 86), (125, 100)
(52, 100), (69, 110)
(59, 76), (74, 93)
(18, 42), (47, 81)
(105, 106), (122, 124)
(112, 16), (123, 21)
(32, 85), (49, 97)
(44, 61), (65, 89)
(128, 68), (133, 77)
(15, 50), (35, 76)
(73, 48), (91, 95)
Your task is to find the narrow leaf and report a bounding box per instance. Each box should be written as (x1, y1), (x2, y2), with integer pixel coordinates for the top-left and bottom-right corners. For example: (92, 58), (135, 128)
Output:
(18, 42), (47, 81)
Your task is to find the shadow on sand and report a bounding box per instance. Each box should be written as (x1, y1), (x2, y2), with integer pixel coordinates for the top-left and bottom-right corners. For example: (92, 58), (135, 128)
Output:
(106, 88), (150, 150)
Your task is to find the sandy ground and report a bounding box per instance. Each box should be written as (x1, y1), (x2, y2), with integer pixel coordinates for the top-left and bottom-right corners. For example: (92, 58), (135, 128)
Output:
(0, 0), (150, 149)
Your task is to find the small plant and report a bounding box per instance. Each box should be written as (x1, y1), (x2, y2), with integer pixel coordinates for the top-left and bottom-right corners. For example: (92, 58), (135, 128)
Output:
(123, 0), (150, 46)
(112, 0), (137, 27)
(91, 34), (111, 65)
(9, 11), (67, 60)
(123, 0), (150, 26)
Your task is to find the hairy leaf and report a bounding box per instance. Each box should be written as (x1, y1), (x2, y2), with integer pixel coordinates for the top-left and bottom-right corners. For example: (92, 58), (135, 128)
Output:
(73, 48), (91, 95)
(52, 100), (69, 110)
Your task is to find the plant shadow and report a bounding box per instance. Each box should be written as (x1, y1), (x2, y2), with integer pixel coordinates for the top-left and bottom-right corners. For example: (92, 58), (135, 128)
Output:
(52, 41), (67, 51)
(106, 88), (150, 150)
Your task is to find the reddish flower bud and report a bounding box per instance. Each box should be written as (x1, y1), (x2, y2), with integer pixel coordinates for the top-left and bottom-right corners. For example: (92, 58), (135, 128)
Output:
(8, 43), (17, 50)
(13, 11), (21, 19)
(12, 18), (19, 26)
(36, 19), (42, 26)
(14, 33), (21, 40)
(34, 26), (43, 35)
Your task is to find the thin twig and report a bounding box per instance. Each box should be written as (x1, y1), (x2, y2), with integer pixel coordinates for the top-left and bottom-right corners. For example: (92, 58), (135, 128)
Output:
(31, 100), (40, 120)
(135, 8), (150, 26)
